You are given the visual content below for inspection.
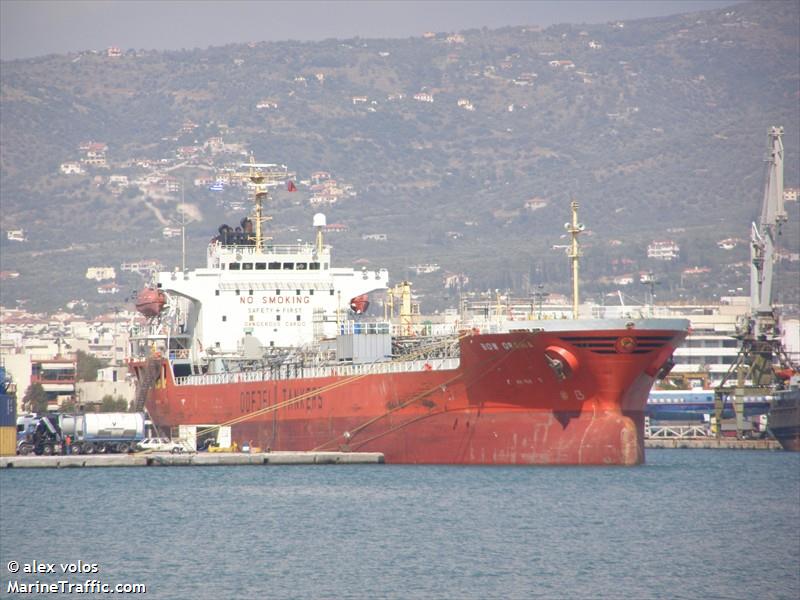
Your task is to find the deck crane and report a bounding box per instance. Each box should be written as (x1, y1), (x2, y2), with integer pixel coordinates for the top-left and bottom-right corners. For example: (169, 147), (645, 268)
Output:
(714, 126), (796, 437)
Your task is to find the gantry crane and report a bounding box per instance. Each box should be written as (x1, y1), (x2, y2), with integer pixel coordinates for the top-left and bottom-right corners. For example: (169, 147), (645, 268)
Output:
(714, 126), (796, 437)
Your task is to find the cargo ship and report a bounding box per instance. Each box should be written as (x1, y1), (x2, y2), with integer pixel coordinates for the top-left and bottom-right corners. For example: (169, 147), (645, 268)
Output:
(646, 388), (772, 422)
(130, 160), (689, 465)
(767, 379), (800, 451)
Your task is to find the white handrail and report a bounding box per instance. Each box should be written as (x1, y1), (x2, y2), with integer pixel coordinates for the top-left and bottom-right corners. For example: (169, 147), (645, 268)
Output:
(174, 357), (461, 387)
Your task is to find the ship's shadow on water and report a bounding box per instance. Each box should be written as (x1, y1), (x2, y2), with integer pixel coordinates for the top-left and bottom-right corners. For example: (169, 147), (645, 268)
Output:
(1, 449), (798, 600)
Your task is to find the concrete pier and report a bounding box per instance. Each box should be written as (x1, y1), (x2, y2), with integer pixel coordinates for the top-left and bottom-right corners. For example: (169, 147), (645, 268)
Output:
(645, 439), (782, 451)
(0, 451), (385, 469)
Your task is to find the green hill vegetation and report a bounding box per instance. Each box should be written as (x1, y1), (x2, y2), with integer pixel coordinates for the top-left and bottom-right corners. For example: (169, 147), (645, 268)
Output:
(1, 0), (798, 314)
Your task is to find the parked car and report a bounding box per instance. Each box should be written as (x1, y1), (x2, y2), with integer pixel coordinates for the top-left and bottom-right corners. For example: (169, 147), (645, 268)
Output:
(136, 437), (188, 453)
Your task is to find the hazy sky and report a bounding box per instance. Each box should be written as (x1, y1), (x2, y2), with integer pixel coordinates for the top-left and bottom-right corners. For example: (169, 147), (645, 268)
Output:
(1, 0), (741, 61)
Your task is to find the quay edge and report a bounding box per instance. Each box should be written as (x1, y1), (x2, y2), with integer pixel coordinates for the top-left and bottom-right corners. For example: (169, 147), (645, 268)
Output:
(0, 451), (385, 469)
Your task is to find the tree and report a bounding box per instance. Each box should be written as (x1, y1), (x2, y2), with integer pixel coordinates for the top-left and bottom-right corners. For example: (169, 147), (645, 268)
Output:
(60, 398), (77, 413)
(76, 350), (105, 382)
(23, 383), (48, 413)
(100, 395), (129, 412)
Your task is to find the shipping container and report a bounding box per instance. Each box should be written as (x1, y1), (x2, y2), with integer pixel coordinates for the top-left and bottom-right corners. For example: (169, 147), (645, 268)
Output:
(0, 426), (16, 456)
(0, 393), (16, 427)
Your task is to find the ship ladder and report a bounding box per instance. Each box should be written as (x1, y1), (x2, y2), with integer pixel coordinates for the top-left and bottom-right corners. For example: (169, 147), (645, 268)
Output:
(134, 358), (162, 413)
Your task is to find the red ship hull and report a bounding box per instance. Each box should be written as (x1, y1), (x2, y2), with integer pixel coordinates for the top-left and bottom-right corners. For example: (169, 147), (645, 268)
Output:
(137, 327), (688, 465)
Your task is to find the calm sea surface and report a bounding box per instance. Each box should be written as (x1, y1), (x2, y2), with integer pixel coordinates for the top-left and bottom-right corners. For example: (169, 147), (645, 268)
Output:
(1, 449), (798, 600)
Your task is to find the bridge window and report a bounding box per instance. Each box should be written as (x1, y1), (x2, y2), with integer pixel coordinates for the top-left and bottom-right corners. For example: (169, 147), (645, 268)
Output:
(242, 263), (253, 270)
(296, 262), (307, 270)
(229, 263), (241, 270)
(309, 262), (320, 270)
(268, 262), (280, 270)
(255, 262), (266, 270)
(283, 262), (294, 270)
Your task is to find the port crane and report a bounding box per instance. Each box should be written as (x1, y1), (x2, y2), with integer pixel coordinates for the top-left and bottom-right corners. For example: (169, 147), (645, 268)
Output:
(714, 126), (796, 437)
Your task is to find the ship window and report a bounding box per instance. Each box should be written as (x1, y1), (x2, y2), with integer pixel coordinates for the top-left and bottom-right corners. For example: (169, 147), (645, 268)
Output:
(330, 290), (334, 295)
(249, 290), (253, 295)
(270, 341), (274, 347)
(309, 262), (320, 270)
(296, 289), (301, 295)
(283, 262), (294, 270)
(310, 289), (314, 295)
(157, 283), (162, 288)
(255, 262), (266, 270)
(215, 290), (220, 296)
(276, 315), (281, 321)
(229, 263), (241, 270)
(235, 289), (240, 295)
(324, 263), (329, 270)
(296, 262), (307, 270)
(268, 262), (281, 270)
(222, 316), (227, 322)
(276, 289), (281, 295)
(216, 342), (221, 348)
(242, 263), (253, 270)
(296, 315), (301, 321)
(249, 315), (254, 322)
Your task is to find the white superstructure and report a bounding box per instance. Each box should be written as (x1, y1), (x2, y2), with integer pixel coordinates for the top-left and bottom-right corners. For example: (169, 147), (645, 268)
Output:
(134, 159), (389, 374)
(149, 218), (388, 365)
(157, 232), (389, 356)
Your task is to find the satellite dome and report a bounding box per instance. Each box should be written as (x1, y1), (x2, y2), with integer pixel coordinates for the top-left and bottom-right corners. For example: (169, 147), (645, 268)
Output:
(313, 213), (327, 227)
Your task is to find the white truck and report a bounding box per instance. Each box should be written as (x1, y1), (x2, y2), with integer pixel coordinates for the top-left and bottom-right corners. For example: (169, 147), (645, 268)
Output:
(59, 412), (147, 454)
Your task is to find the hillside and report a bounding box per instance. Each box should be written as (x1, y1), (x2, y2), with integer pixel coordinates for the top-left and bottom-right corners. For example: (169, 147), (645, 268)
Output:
(1, 0), (798, 314)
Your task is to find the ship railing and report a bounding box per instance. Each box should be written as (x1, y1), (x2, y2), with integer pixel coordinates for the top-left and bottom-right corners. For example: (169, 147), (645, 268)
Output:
(173, 357), (461, 387)
(645, 424), (711, 439)
(211, 242), (321, 257)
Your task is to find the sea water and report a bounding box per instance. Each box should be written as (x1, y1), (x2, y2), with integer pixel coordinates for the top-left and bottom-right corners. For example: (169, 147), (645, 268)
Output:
(1, 450), (798, 600)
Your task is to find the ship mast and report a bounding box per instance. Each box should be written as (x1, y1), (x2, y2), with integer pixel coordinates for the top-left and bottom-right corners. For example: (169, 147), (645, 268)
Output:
(247, 155), (269, 251)
(564, 200), (584, 319)
(236, 155), (290, 250)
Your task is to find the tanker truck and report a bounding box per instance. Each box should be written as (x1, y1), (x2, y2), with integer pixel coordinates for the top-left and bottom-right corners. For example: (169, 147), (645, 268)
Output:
(59, 412), (146, 454)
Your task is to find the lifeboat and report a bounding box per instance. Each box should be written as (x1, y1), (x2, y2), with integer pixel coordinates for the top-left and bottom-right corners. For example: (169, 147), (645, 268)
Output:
(349, 294), (370, 314)
(135, 288), (166, 318)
